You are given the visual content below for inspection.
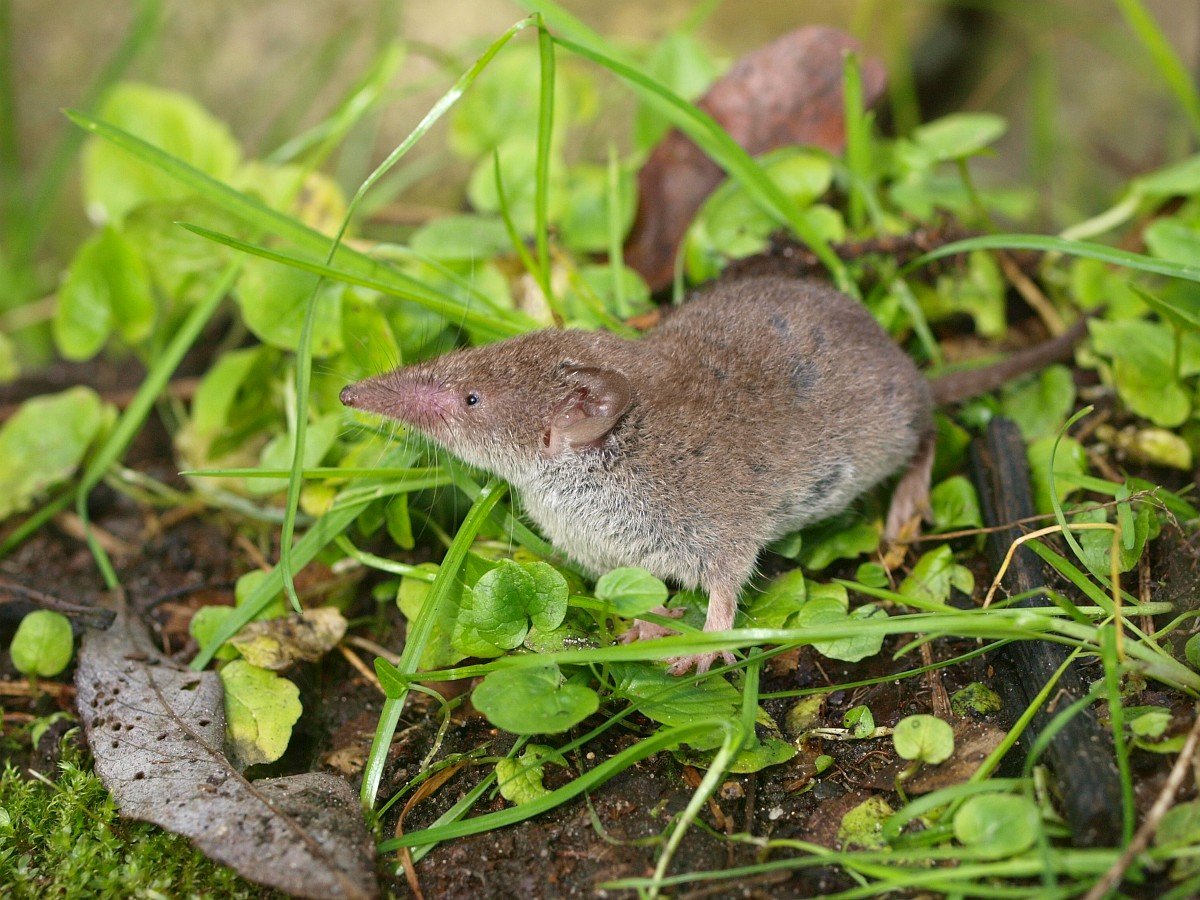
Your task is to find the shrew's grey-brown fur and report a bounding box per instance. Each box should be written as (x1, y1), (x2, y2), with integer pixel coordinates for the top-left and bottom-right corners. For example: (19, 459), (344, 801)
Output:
(340, 276), (1076, 674)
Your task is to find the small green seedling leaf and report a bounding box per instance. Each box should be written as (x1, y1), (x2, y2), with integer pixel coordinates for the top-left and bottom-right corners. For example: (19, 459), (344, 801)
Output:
(54, 225), (155, 360)
(953, 794), (1040, 858)
(843, 705), (875, 739)
(10, 611), (74, 678)
(1155, 800), (1200, 879)
(1185, 633), (1200, 670)
(82, 82), (241, 222)
(853, 562), (889, 589)
(893, 714), (955, 764)
(594, 566), (668, 616)
(675, 732), (797, 774)
(800, 519), (880, 571)
(0, 387), (107, 521)
(453, 559), (569, 656)
(741, 569), (807, 628)
(999, 365), (1077, 442)
(838, 796), (895, 849)
(794, 585), (887, 663)
(912, 112), (1007, 162)
(929, 476), (983, 534)
(1129, 707), (1172, 739)
(496, 744), (567, 805)
(608, 661), (741, 750)
(1090, 319), (1200, 428)
(219, 660), (302, 767)
(950, 682), (1002, 717)
(188, 606), (240, 662)
(900, 546), (974, 606)
(472, 663), (599, 735)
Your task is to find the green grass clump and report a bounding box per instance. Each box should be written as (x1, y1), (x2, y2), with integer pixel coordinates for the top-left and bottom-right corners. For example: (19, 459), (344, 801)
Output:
(0, 743), (268, 899)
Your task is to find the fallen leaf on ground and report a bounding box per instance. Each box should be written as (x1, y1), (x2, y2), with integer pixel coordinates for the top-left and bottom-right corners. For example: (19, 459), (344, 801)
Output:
(229, 605), (348, 669)
(624, 26), (886, 290)
(75, 604), (376, 899)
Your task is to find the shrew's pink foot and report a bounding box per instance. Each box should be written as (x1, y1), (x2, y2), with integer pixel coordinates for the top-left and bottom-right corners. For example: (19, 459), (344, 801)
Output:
(619, 606), (684, 644)
(666, 650), (737, 676)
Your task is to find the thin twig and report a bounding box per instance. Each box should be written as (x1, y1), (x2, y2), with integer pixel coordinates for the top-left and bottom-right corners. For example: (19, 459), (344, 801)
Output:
(337, 644), (384, 695)
(345, 634), (402, 666)
(982, 521), (1123, 658)
(54, 512), (135, 557)
(997, 250), (1065, 335)
(1083, 707), (1200, 900)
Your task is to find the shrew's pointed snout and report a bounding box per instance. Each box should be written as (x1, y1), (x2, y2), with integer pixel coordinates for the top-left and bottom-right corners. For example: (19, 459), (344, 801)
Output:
(338, 371), (451, 431)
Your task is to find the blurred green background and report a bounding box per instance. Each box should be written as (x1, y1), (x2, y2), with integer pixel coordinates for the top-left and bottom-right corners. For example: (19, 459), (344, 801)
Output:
(9, 0), (1197, 261)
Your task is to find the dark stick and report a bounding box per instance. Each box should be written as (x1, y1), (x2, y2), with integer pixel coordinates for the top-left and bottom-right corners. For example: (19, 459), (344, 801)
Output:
(970, 417), (1124, 847)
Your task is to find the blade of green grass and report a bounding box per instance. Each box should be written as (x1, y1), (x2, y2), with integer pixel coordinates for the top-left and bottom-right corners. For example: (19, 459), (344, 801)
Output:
(382, 715), (740, 848)
(361, 481), (507, 810)
(1100, 626), (1136, 843)
(265, 40), (403, 166)
(605, 145), (626, 312)
(909, 233), (1200, 283)
(1113, 0), (1200, 142)
(181, 465), (439, 479)
(0, 488), (73, 559)
(649, 660), (757, 895)
(178, 223), (528, 339)
(842, 51), (871, 233)
(62, 110), (520, 337)
(271, 17), (536, 612)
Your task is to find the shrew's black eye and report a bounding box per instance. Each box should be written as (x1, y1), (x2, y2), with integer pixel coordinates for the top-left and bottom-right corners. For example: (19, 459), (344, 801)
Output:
(465, 392), (480, 407)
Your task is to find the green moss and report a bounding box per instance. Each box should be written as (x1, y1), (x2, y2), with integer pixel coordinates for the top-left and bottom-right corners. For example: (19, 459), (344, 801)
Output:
(0, 741), (276, 898)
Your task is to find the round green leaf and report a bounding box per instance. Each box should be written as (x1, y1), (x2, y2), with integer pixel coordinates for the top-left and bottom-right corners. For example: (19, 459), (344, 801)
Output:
(409, 214), (512, 261)
(472, 663), (599, 734)
(1185, 633), (1200, 670)
(0, 387), (106, 521)
(188, 606), (240, 662)
(953, 794), (1040, 858)
(914, 113), (1007, 161)
(595, 567), (669, 616)
(893, 714), (955, 764)
(10, 610), (74, 678)
(82, 82), (241, 222)
(235, 260), (344, 356)
(844, 705), (875, 739)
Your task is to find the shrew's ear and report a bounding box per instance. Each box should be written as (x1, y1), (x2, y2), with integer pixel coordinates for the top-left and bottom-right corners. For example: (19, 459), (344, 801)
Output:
(544, 366), (631, 454)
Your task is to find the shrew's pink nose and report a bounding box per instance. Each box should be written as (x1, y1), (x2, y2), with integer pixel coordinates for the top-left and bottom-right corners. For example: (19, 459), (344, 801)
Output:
(339, 374), (449, 429)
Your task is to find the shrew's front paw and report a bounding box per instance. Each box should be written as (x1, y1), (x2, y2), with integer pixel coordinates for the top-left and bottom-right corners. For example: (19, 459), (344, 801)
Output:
(666, 650), (736, 676)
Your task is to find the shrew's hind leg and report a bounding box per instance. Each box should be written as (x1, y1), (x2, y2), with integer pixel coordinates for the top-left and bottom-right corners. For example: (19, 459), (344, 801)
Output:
(667, 558), (754, 676)
(885, 430), (935, 542)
